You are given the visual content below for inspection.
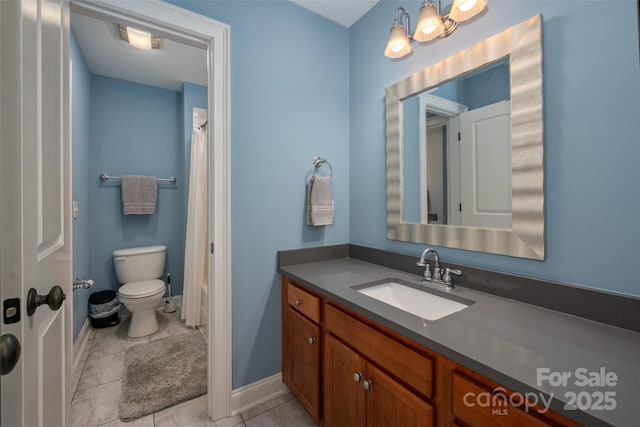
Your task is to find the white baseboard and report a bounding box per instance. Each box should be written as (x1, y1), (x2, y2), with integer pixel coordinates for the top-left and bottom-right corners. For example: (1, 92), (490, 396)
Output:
(230, 373), (290, 416)
(73, 318), (92, 372)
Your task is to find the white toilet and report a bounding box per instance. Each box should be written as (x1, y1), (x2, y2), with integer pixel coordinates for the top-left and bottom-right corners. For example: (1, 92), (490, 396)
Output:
(113, 245), (167, 337)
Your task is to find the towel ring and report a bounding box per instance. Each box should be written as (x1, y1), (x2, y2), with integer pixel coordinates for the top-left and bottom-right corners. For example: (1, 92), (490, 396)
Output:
(312, 156), (332, 178)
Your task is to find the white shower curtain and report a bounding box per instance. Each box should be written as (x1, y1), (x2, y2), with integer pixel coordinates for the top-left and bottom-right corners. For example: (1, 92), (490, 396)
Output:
(182, 109), (208, 327)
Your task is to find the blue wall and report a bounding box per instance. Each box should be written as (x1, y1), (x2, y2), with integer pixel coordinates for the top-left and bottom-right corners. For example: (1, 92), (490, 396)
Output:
(89, 76), (185, 299)
(169, 0), (351, 389)
(71, 30), (92, 340)
(459, 61), (509, 110)
(431, 61), (509, 109)
(350, 1), (640, 296)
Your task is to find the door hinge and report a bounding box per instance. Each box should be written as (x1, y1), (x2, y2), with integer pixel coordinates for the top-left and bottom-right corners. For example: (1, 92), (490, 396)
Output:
(210, 243), (214, 253)
(459, 203), (462, 212)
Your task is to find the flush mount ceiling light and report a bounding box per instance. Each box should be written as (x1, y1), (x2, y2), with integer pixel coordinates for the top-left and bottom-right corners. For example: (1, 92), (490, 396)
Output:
(384, 0), (487, 59)
(117, 24), (161, 50)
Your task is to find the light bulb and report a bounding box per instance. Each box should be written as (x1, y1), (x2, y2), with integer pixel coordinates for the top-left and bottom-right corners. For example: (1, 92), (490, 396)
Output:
(384, 25), (412, 58)
(458, 0), (477, 12)
(414, 2), (445, 42)
(450, 0), (487, 22)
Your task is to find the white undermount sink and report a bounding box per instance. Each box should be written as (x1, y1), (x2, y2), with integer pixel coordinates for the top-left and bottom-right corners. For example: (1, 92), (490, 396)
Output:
(356, 280), (470, 321)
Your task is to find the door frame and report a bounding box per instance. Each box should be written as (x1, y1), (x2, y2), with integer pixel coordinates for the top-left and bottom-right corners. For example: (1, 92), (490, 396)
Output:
(70, 0), (232, 420)
(417, 93), (466, 225)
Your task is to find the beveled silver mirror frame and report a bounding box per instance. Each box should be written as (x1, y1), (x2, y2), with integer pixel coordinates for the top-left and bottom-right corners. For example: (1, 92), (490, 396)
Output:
(386, 15), (544, 260)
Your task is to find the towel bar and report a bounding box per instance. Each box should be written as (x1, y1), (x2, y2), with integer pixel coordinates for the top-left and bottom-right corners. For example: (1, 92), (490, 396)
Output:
(99, 173), (177, 184)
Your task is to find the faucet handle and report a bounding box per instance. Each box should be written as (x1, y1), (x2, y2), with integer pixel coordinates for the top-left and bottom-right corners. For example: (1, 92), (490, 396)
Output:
(442, 268), (462, 283)
(422, 263), (432, 281)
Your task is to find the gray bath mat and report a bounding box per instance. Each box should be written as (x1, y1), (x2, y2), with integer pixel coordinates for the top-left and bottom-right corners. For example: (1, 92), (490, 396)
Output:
(119, 331), (207, 421)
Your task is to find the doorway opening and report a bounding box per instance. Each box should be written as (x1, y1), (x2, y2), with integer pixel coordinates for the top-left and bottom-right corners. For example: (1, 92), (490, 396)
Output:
(69, 0), (231, 422)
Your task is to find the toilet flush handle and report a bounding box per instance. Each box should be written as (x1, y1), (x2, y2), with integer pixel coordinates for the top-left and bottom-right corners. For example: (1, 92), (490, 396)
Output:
(114, 257), (126, 262)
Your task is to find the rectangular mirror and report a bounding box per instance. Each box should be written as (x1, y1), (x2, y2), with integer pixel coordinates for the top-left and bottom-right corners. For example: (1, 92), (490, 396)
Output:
(386, 15), (544, 259)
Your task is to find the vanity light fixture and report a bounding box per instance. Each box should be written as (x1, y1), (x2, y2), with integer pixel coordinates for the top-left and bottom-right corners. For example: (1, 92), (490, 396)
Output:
(117, 24), (161, 50)
(384, 0), (488, 58)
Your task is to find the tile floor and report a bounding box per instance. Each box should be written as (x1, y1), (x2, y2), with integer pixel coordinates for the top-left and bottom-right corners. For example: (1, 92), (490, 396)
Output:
(72, 311), (316, 427)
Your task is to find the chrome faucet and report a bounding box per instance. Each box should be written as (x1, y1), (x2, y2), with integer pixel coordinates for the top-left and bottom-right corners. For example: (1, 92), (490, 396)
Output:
(416, 248), (441, 281)
(416, 248), (462, 291)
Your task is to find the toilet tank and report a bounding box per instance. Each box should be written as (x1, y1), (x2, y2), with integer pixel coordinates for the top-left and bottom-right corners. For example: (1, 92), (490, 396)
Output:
(113, 245), (166, 284)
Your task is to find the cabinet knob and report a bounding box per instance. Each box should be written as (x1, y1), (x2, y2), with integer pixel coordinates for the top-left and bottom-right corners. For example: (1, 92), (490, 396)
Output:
(362, 379), (373, 391)
(294, 299), (302, 306)
(308, 337), (316, 345)
(353, 372), (363, 383)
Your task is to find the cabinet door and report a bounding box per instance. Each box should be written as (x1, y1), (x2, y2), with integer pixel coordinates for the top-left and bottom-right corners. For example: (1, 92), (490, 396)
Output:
(325, 335), (366, 427)
(366, 364), (435, 427)
(288, 308), (321, 421)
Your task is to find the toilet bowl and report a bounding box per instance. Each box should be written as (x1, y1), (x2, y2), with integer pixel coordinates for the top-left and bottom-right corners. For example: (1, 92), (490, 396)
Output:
(113, 245), (167, 337)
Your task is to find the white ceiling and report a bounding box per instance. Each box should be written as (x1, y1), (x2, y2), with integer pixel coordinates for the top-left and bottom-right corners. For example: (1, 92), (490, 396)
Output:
(70, 1), (378, 92)
(289, 0), (379, 27)
(70, 12), (207, 92)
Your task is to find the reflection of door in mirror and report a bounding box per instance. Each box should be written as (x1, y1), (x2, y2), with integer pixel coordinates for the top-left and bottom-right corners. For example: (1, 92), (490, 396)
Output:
(402, 58), (512, 229)
(460, 101), (511, 229)
(420, 97), (464, 226)
(426, 124), (446, 224)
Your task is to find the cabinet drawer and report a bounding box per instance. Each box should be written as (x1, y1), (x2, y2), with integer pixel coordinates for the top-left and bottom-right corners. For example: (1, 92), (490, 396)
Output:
(287, 282), (320, 323)
(325, 303), (434, 398)
(452, 372), (553, 427)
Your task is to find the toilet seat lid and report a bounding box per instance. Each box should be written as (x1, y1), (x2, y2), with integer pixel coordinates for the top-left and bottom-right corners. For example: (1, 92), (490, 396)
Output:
(118, 280), (165, 299)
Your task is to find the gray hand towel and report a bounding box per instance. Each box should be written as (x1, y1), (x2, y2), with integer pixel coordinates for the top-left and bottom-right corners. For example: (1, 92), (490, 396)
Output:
(306, 175), (333, 226)
(121, 175), (158, 215)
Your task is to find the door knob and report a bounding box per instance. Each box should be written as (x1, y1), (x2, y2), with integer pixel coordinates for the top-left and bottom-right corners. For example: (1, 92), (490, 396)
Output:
(0, 333), (21, 375)
(363, 379), (373, 391)
(353, 372), (363, 382)
(308, 337), (317, 345)
(26, 285), (66, 317)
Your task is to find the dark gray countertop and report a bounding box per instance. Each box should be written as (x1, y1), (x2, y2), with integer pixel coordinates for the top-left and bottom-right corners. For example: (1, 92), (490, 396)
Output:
(279, 257), (640, 427)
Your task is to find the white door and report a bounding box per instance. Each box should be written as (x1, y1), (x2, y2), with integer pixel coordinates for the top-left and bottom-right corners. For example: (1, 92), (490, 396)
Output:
(460, 101), (512, 229)
(1, 1), (72, 426)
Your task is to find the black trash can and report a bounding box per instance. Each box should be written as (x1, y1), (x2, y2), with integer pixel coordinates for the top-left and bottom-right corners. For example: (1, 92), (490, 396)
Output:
(88, 290), (120, 328)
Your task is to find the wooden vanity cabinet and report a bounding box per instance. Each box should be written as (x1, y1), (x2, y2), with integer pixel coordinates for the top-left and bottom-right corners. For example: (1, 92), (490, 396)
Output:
(281, 276), (578, 427)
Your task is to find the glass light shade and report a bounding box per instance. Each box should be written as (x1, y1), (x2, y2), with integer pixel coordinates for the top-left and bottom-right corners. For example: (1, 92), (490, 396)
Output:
(126, 27), (152, 50)
(449, 0), (488, 23)
(414, 3), (445, 42)
(384, 25), (412, 58)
